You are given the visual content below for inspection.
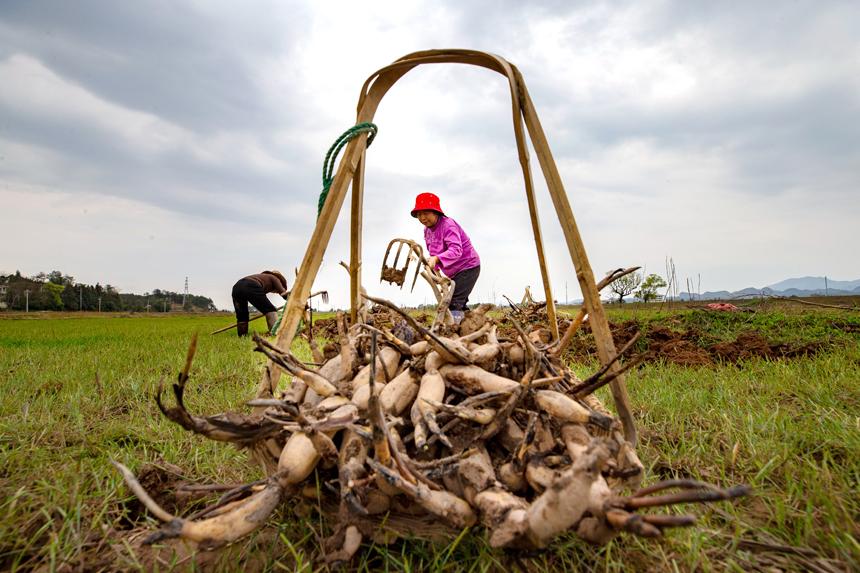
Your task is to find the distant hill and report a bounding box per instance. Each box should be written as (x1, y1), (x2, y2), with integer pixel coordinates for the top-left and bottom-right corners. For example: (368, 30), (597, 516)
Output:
(570, 277), (860, 304)
(765, 276), (860, 291)
(680, 287), (860, 301)
(678, 276), (860, 301)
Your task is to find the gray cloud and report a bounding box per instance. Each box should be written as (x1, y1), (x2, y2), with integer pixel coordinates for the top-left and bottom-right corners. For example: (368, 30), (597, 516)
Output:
(0, 1), (311, 131)
(426, 0), (860, 204)
(0, 1), (324, 227)
(1, 0), (858, 307)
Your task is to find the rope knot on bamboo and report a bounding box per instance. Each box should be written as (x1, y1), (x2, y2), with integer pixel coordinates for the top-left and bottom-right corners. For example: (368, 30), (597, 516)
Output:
(318, 123), (379, 217)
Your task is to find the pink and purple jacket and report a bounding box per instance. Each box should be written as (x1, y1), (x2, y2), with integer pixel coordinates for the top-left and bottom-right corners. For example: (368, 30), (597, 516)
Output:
(423, 216), (481, 278)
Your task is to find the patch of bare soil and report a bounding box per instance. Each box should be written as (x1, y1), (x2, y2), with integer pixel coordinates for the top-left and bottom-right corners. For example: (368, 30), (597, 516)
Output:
(60, 526), (282, 573)
(829, 319), (860, 334)
(90, 462), (288, 572)
(313, 307), (432, 349)
(562, 320), (825, 366)
(710, 331), (771, 362)
(713, 331), (823, 362)
(118, 460), (188, 529)
(312, 316), (339, 340)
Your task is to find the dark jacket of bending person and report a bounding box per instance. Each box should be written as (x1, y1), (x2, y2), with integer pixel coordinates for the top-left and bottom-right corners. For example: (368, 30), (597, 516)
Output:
(231, 270), (289, 337)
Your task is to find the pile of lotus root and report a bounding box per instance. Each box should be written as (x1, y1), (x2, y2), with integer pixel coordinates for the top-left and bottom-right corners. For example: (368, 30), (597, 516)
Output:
(114, 294), (749, 564)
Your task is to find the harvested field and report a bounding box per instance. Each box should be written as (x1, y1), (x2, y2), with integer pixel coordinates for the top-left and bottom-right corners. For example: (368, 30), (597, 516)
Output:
(0, 307), (858, 571)
(128, 296), (748, 562)
(530, 304), (856, 367)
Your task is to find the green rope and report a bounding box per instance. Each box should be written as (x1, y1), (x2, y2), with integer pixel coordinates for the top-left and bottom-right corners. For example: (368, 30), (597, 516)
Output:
(270, 301), (304, 337)
(317, 122), (378, 217)
(271, 123), (376, 333)
(270, 303), (287, 335)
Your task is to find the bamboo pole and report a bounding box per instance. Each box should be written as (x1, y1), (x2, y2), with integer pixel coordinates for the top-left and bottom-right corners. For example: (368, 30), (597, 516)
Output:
(258, 65), (412, 399)
(491, 56), (559, 341)
(515, 69), (636, 445)
(256, 134), (371, 400)
(349, 154), (366, 323)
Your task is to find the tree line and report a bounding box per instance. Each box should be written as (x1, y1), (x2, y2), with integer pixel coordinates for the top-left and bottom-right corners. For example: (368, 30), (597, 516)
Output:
(0, 270), (216, 312)
(607, 272), (668, 304)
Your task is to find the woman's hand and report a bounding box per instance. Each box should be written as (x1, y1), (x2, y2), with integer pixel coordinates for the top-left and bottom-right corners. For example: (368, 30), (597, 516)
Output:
(427, 256), (440, 270)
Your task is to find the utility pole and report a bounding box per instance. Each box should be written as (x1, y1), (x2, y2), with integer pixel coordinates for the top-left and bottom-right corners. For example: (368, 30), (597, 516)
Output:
(79, 286), (83, 311)
(824, 276), (829, 297)
(24, 289), (29, 312)
(182, 276), (188, 308)
(163, 298), (167, 313)
(491, 277), (497, 307)
(565, 281), (568, 305)
(98, 296), (102, 312)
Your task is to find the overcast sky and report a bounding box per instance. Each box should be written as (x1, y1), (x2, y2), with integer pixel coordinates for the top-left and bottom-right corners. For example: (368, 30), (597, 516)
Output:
(1, 0), (858, 310)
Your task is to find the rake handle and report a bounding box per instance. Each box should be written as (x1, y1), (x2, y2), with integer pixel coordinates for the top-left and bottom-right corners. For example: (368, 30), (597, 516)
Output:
(210, 291), (328, 336)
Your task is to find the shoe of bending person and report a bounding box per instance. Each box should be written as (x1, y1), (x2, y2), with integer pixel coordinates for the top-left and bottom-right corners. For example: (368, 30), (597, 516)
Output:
(450, 310), (465, 324)
(237, 321), (249, 337)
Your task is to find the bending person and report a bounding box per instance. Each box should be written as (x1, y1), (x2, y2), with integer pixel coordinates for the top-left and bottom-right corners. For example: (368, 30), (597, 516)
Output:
(411, 193), (481, 324)
(231, 270), (289, 337)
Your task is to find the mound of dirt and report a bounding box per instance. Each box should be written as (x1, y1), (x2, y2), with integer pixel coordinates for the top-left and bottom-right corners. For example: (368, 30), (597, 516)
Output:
(640, 324), (712, 366)
(312, 317), (339, 339)
(562, 319), (825, 366)
(319, 308), (826, 368)
(710, 331), (774, 362)
(312, 308), (432, 342)
(711, 331), (823, 362)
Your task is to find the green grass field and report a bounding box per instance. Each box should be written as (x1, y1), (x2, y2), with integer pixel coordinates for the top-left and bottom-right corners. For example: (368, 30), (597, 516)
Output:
(0, 307), (858, 571)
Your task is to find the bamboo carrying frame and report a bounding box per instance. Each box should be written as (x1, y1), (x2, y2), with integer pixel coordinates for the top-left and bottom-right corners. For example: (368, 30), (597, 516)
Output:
(259, 49), (637, 445)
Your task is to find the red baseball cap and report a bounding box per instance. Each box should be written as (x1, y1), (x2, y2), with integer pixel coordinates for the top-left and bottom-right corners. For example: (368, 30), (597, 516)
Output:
(410, 193), (445, 217)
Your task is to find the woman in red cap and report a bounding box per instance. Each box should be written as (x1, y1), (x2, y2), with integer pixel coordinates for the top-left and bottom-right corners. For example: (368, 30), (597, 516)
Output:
(411, 193), (480, 323)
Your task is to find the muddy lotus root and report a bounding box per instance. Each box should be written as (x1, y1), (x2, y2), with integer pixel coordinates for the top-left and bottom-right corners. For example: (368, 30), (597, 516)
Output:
(115, 298), (749, 564)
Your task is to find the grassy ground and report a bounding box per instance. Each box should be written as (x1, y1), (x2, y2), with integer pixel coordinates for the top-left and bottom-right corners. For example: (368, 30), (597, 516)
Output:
(0, 308), (858, 571)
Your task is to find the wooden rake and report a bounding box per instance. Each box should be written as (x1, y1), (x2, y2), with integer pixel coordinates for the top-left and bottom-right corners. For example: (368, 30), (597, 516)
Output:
(380, 238), (454, 331)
